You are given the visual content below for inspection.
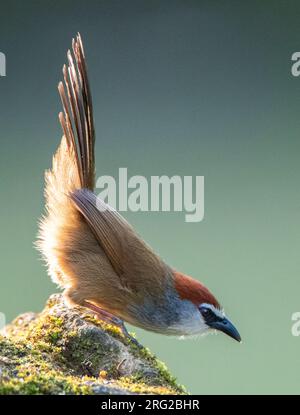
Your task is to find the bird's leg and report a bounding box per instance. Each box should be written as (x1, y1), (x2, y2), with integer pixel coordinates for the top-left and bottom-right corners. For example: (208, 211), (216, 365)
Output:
(83, 301), (142, 348)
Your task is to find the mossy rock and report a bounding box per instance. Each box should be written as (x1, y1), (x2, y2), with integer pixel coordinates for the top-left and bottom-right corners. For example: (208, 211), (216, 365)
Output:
(0, 294), (186, 395)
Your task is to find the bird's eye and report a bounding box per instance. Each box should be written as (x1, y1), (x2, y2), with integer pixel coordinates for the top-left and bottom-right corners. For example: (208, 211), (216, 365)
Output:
(199, 306), (215, 322)
(200, 307), (211, 316)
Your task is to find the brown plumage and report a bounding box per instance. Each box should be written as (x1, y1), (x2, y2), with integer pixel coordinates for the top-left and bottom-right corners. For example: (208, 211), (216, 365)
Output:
(37, 34), (241, 342)
(174, 272), (220, 309)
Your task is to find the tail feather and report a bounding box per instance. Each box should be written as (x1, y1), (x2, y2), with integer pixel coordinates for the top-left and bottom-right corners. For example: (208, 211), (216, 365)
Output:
(58, 33), (95, 190)
(37, 34), (96, 286)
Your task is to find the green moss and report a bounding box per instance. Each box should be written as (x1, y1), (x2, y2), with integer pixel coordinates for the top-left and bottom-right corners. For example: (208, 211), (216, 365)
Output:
(0, 295), (186, 395)
(0, 367), (92, 395)
(82, 313), (125, 340)
(115, 375), (184, 395)
(0, 332), (89, 394)
(126, 344), (186, 393)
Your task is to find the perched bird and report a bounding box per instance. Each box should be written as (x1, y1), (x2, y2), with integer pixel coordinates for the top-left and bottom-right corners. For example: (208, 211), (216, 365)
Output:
(37, 34), (241, 343)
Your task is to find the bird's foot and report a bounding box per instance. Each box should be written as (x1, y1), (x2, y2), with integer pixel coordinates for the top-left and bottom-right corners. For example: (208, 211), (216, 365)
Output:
(83, 301), (143, 348)
(119, 321), (143, 349)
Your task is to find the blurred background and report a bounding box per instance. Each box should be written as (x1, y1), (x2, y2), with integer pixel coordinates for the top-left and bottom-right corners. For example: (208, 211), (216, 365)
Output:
(0, 0), (300, 394)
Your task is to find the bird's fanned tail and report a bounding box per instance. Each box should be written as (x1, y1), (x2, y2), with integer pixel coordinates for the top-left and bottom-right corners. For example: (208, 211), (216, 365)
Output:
(58, 33), (95, 190)
(36, 34), (97, 288)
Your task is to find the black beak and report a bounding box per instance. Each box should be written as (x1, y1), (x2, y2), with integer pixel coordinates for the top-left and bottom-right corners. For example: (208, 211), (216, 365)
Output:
(209, 317), (241, 342)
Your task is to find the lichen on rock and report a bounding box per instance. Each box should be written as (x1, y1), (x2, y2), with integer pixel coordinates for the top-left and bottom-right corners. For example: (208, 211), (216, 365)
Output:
(0, 294), (186, 395)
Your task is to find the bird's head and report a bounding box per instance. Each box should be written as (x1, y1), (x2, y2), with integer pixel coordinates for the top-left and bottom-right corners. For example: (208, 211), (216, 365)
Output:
(174, 272), (241, 342)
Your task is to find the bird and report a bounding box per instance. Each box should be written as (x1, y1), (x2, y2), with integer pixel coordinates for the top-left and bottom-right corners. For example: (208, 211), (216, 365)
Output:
(37, 34), (241, 344)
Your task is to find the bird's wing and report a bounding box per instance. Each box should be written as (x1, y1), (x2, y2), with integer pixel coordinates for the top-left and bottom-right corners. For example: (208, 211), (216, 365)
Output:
(70, 189), (172, 295)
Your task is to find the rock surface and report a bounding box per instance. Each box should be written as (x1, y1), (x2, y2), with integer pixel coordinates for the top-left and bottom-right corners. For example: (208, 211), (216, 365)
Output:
(0, 294), (185, 395)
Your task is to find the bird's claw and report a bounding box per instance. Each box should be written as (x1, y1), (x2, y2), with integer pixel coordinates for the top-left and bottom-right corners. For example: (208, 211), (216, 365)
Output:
(120, 323), (143, 349)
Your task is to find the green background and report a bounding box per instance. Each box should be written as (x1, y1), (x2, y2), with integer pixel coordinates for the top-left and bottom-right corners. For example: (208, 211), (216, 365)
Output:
(0, 0), (299, 394)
